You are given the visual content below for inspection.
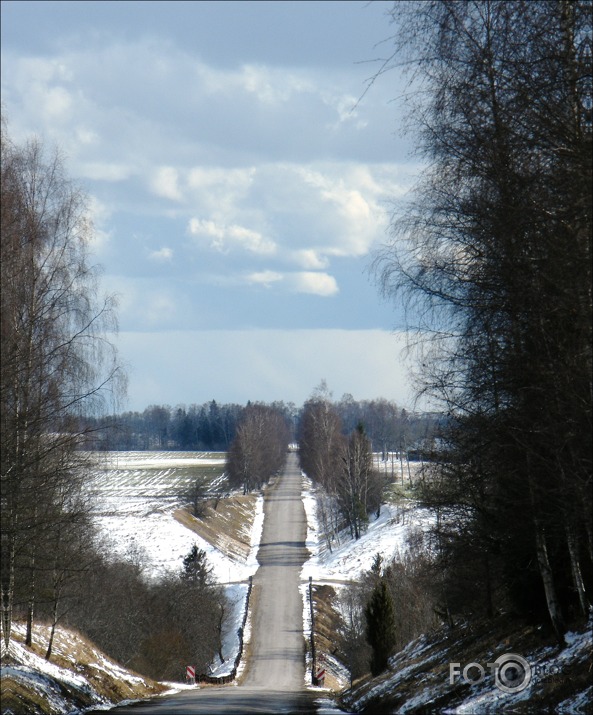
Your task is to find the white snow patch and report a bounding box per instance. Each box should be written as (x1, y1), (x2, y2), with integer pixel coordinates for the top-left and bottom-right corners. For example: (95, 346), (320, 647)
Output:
(208, 583), (248, 677)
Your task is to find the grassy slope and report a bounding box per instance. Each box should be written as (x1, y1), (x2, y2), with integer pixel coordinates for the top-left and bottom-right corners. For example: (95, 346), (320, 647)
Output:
(1, 622), (167, 715)
(173, 492), (259, 563)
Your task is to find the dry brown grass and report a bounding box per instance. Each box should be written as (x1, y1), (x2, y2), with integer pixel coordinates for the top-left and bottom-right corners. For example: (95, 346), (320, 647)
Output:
(1, 622), (166, 714)
(174, 492), (259, 563)
(1, 676), (68, 715)
(311, 584), (348, 692)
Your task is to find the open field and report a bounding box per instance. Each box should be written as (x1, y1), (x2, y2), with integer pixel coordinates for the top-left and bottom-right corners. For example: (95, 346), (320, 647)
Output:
(85, 451), (260, 582)
(87, 451), (227, 501)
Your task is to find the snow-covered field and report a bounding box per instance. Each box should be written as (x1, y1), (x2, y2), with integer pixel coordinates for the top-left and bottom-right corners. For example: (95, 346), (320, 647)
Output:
(88, 450), (427, 604)
(87, 451), (262, 583)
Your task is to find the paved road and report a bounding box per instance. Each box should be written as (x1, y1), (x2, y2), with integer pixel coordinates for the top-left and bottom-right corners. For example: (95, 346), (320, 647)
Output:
(100, 452), (318, 714)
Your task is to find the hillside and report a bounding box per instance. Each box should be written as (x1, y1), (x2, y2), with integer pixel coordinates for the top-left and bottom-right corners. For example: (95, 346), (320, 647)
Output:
(173, 491), (260, 563)
(0, 453), (265, 714)
(0, 622), (168, 715)
(338, 611), (592, 714)
(301, 472), (592, 714)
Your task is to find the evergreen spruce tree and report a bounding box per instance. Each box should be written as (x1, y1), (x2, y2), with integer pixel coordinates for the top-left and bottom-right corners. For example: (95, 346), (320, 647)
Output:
(182, 545), (212, 587)
(364, 580), (396, 676)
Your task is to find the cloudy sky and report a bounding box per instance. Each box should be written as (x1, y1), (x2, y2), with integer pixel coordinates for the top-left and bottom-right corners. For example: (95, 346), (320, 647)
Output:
(1, 0), (423, 411)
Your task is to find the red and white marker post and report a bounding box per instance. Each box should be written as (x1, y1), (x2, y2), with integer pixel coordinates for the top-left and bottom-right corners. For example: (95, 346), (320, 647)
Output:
(316, 667), (326, 686)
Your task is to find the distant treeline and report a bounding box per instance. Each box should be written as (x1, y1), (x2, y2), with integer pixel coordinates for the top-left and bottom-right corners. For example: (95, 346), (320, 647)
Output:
(83, 397), (444, 454)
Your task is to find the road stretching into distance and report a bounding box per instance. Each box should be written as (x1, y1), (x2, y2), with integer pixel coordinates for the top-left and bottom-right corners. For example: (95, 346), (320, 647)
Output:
(99, 452), (321, 714)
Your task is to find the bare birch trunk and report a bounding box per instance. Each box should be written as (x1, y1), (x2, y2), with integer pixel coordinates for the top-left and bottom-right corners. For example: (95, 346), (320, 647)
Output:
(566, 526), (590, 617)
(534, 527), (566, 647)
(1, 537), (15, 649)
(45, 601), (59, 661)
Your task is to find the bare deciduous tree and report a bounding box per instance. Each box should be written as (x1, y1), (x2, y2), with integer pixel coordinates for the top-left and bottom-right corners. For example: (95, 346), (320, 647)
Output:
(299, 394), (385, 542)
(226, 404), (290, 493)
(1, 122), (125, 648)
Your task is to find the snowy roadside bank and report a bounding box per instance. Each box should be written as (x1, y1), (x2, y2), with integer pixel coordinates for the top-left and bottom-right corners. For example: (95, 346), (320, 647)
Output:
(297, 471), (592, 714)
(0, 622), (167, 714)
(299, 470), (432, 699)
(300, 472), (432, 585)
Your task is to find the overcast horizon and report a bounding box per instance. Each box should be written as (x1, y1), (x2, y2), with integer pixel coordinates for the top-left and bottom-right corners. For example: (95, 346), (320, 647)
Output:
(1, 0), (426, 412)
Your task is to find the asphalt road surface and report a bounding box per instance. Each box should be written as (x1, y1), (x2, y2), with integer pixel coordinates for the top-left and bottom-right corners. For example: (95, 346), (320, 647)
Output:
(99, 452), (321, 714)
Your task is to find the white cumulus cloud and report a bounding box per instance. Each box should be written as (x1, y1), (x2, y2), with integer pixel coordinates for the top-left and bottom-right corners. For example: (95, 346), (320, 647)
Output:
(246, 270), (284, 287)
(290, 249), (330, 270)
(288, 272), (339, 297)
(188, 218), (276, 255)
(150, 166), (183, 201)
(240, 64), (315, 104)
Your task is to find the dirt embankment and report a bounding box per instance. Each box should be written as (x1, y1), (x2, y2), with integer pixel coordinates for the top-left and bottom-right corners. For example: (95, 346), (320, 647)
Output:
(173, 493), (258, 563)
